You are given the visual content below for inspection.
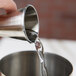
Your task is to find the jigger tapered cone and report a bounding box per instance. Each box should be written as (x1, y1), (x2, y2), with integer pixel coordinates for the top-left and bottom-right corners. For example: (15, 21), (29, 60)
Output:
(0, 5), (39, 43)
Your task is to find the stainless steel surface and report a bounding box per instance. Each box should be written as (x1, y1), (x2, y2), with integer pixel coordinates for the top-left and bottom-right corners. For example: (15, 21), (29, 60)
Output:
(0, 5), (39, 43)
(0, 51), (42, 76)
(0, 51), (73, 76)
(44, 53), (73, 76)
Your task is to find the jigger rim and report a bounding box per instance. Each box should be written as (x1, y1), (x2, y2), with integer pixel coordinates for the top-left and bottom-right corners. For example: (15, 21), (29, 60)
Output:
(22, 4), (39, 43)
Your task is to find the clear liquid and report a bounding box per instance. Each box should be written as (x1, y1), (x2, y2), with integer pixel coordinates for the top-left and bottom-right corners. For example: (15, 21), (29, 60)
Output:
(27, 30), (47, 76)
(26, 29), (38, 43)
(35, 38), (47, 76)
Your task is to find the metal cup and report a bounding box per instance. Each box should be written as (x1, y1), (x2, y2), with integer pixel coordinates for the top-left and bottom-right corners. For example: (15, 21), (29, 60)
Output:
(0, 51), (42, 76)
(0, 51), (73, 76)
(44, 53), (73, 76)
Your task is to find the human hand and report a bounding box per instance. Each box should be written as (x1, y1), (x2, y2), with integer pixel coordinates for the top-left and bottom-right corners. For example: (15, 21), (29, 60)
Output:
(0, 0), (17, 14)
(0, 0), (17, 75)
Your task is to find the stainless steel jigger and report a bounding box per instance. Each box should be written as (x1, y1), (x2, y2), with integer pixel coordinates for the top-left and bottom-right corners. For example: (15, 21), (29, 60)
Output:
(0, 5), (39, 43)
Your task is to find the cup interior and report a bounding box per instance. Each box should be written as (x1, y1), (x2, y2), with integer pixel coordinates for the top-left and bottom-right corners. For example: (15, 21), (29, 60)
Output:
(0, 51), (42, 76)
(44, 53), (73, 76)
(0, 51), (73, 76)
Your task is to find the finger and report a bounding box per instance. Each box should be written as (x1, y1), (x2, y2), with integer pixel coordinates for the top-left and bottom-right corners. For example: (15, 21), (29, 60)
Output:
(0, 0), (17, 13)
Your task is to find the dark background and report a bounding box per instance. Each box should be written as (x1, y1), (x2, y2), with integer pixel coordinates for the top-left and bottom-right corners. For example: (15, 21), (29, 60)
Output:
(14, 0), (76, 40)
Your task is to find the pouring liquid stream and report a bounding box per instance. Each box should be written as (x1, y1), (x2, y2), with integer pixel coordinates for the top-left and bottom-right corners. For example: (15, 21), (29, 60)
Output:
(35, 37), (48, 76)
(27, 30), (47, 76)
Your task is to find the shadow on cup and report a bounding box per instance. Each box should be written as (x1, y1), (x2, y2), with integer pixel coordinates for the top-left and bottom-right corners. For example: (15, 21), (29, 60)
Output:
(0, 51), (73, 76)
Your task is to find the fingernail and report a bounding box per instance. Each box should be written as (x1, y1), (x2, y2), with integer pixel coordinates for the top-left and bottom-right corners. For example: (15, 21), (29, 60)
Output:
(0, 8), (7, 15)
